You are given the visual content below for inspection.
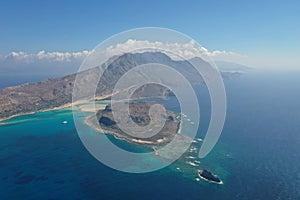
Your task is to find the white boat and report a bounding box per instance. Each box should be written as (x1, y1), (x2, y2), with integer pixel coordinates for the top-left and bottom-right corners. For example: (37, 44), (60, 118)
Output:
(186, 156), (196, 159)
(194, 160), (201, 164)
(188, 147), (198, 153)
(176, 167), (182, 172)
(186, 161), (199, 167)
(62, 120), (68, 124)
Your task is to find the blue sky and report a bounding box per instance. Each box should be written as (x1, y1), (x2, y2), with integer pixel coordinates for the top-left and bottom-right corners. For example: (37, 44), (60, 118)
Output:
(0, 0), (300, 68)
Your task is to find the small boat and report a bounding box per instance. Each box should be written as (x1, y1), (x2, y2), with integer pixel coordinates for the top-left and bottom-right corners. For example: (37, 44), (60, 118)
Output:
(186, 156), (196, 159)
(198, 170), (223, 184)
(194, 160), (201, 164)
(188, 147), (198, 153)
(186, 161), (199, 167)
(176, 167), (182, 172)
(62, 120), (68, 124)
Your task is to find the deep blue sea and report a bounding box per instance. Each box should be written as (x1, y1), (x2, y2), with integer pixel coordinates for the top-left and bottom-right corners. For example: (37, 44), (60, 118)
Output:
(0, 70), (300, 199)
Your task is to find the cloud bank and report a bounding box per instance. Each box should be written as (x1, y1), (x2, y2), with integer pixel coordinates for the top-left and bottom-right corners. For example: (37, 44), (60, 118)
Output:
(104, 39), (241, 62)
(0, 40), (242, 64)
(3, 50), (90, 63)
(0, 40), (244, 87)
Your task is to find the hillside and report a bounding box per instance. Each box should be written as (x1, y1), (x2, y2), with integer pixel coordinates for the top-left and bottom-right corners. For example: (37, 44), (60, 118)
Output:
(0, 52), (243, 120)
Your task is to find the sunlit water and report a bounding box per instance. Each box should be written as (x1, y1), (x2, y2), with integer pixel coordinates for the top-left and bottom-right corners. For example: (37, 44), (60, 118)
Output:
(0, 70), (300, 199)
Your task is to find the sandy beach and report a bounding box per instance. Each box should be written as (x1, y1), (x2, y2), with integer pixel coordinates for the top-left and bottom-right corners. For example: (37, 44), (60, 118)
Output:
(0, 94), (112, 123)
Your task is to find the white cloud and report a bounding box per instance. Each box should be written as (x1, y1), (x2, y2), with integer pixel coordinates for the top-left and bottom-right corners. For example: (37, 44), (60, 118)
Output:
(1, 40), (241, 63)
(0, 40), (244, 67)
(103, 39), (242, 62)
(3, 50), (90, 63)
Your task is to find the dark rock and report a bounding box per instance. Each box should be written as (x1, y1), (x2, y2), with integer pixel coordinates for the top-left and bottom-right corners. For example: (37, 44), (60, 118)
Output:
(99, 116), (116, 126)
(168, 116), (174, 121)
(198, 170), (221, 183)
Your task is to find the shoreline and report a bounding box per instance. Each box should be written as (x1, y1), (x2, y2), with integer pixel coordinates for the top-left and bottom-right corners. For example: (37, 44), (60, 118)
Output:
(0, 103), (72, 123)
(0, 94), (112, 123)
(0, 93), (183, 148)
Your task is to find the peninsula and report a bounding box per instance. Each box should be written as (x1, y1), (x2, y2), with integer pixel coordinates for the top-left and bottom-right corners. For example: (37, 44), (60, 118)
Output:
(0, 51), (246, 122)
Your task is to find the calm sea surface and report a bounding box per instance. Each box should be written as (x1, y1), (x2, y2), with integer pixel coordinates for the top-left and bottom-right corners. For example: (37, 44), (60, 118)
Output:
(0, 70), (300, 199)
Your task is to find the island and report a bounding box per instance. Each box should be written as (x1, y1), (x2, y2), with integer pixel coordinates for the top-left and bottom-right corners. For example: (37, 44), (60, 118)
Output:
(198, 169), (223, 184)
(85, 101), (180, 146)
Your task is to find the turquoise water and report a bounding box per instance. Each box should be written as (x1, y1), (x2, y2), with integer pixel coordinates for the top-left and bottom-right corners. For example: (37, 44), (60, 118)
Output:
(0, 71), (300, 199)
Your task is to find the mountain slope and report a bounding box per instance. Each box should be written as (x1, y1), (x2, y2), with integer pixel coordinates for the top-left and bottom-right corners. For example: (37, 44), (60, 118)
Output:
(0, 52), (242, 120)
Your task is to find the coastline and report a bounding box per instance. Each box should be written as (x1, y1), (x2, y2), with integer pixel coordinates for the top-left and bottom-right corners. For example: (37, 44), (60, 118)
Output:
(0, 93), (112, 123)
(0, 93), (183, 147)
(0, 102), (72, 124)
